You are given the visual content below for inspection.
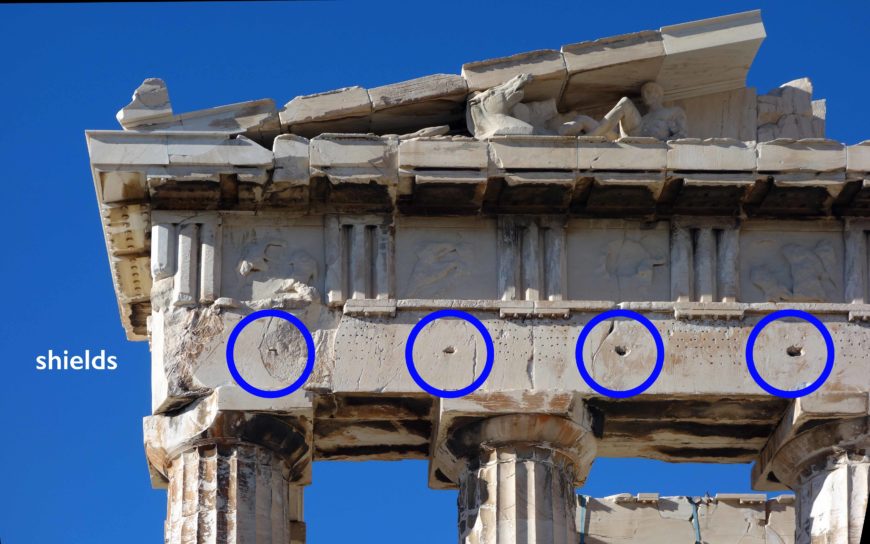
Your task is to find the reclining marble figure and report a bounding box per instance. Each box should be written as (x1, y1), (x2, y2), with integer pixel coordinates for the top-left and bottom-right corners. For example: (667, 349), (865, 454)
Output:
(590, 81), (688, 140)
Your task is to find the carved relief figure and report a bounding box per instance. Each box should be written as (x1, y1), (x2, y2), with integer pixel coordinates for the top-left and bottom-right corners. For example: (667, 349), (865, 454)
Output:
(237, 240), (319, 307)
(598, 235), (667, 297)
(466, 74), (598, 140)
(466, 75), (686, 141)
(407, 242), (473, 298)
(513, 97), (600, 137)
(750, 240), (838, 302)
(590, 81), (687, 140)
(466, 74), (535, 139)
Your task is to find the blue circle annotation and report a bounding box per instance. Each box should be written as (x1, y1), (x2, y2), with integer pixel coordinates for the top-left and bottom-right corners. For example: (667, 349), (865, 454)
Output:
(226, 309), (315, 399)
(745, 309), (834, 399)
(405, 309), (494, 399)
(575, 309), (665, 399)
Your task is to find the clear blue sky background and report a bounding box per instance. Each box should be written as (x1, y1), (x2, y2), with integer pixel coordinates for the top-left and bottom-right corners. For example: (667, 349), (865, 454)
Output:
(0, 2), (867, 543)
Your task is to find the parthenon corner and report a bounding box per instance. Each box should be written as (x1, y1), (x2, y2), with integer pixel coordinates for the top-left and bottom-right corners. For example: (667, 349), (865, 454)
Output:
(86, 9), (870, 543)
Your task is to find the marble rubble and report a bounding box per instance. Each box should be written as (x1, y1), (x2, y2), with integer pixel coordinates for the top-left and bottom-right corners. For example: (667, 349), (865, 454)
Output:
(87, 9), (870, 544)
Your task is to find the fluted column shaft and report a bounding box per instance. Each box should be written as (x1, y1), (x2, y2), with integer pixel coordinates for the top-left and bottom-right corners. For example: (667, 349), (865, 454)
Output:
(793, 452), (869, 544)
(459, 445), (578, 544)
(444, 413), (597, 544)
(164, 443), (305, 544)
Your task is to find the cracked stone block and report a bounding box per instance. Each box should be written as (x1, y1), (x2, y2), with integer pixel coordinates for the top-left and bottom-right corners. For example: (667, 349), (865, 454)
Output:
(280, 86), (372, 128)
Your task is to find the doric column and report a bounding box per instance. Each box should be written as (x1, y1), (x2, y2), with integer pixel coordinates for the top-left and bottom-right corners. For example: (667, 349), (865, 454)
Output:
(145, 395), (312, 544)
(164, 444), (305, 543)
(447, 413), (597, 544)
(763, 416), (870, 544)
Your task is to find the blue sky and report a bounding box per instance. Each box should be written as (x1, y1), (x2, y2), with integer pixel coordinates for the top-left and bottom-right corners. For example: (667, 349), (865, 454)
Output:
(0, 2), (867, 543)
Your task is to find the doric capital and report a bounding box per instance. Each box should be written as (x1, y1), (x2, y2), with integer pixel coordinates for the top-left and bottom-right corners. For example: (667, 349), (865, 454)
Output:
(757, 416), (870, 489)
(144, 392), (314, 487)
(430, 393), (598, 488)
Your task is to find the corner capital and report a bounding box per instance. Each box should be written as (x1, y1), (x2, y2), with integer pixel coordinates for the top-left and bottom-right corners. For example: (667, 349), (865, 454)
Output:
(143, 392), (314, 488)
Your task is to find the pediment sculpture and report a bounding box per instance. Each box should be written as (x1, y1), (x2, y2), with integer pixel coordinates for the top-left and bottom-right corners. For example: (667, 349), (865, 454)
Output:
(467, 74), (687, 141)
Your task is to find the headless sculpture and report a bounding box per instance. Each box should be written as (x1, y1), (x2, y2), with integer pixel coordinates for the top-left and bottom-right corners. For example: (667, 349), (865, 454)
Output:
(590, 81), (687, 140)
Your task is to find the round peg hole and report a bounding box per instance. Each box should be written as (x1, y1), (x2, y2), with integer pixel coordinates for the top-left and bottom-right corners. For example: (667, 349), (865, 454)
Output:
(786, 345), (804, 357)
